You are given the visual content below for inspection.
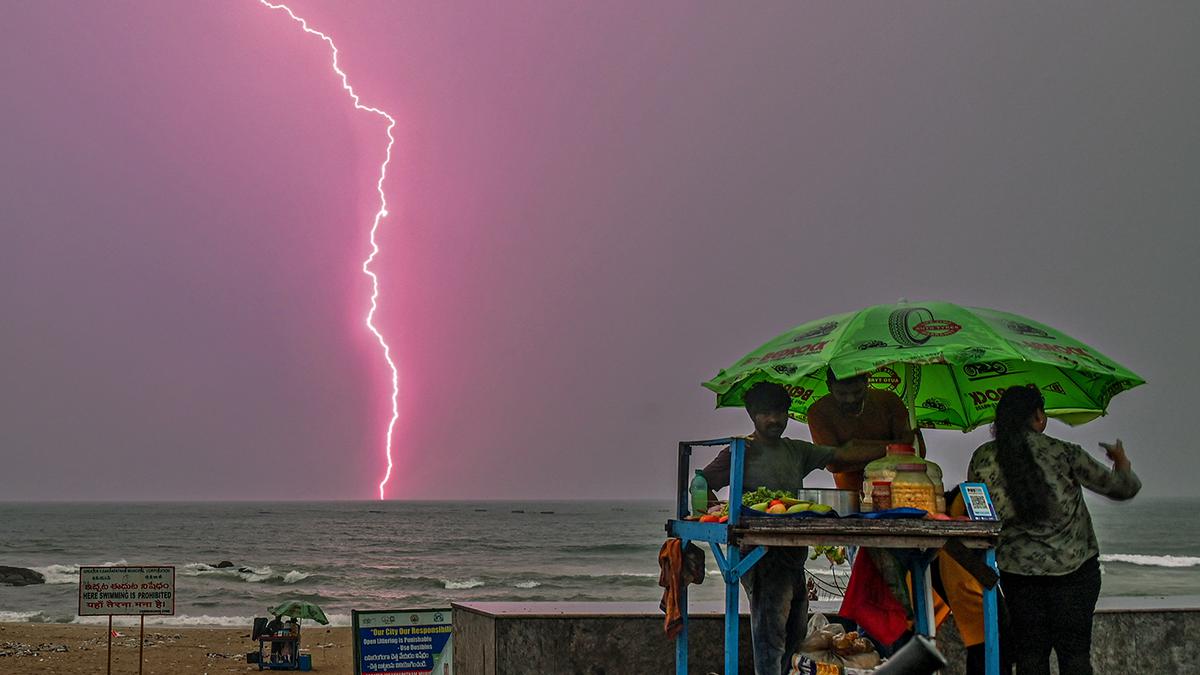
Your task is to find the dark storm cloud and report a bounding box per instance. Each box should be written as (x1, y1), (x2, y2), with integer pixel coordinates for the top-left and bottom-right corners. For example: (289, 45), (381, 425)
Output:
(1, 2), (1196, 499)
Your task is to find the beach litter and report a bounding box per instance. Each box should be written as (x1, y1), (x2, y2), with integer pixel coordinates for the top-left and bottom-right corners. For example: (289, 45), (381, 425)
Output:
(0, 641), (70, 657)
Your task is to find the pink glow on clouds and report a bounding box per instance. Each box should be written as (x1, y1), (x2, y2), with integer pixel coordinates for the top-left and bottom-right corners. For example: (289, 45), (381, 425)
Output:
(2, 2), (1194, 501)
(257, 0), (399, 499)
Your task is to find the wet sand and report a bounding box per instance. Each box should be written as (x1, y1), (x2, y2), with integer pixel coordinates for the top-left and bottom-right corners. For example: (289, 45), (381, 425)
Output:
(0, 623), (354, 675)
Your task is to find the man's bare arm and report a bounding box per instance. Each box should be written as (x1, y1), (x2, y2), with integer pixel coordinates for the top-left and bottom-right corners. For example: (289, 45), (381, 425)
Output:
(826, 441), (887, 473)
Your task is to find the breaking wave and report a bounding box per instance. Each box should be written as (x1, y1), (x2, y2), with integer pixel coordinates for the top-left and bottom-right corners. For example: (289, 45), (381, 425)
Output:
(183, 563), (312, 584)
(68, 613), (353, 627)
(1100, 554), (1200, 568)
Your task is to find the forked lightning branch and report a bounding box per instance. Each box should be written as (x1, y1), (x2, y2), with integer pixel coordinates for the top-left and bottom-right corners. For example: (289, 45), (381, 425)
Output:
(257, 1), (400, 499)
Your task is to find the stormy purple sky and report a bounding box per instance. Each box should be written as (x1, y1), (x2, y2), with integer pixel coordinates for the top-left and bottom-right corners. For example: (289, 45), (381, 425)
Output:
(1, 2), (1196, 500)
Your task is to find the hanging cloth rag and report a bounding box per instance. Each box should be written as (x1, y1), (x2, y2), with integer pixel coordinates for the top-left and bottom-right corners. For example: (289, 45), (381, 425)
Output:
(657, 538), (706, 638)
(839, 548), (911, 645)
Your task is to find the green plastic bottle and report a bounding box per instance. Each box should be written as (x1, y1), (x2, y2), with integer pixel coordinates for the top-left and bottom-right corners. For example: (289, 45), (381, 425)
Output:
(689, 469), (709, 517)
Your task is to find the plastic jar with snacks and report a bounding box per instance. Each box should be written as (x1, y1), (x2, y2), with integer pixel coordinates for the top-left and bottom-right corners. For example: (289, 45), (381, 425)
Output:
(863, 444), (946, 513)
(890, 463), (937, 512)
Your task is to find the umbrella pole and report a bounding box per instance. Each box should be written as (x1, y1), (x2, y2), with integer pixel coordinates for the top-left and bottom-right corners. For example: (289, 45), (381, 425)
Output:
(905, 362), (919, 452)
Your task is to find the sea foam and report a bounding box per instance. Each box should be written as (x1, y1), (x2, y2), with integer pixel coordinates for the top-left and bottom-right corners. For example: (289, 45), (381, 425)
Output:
(33, 560), (129, 585)
(68, 613), (353, 628)
(1100, 554), (1200, 568)
(182, 562), (311, 584)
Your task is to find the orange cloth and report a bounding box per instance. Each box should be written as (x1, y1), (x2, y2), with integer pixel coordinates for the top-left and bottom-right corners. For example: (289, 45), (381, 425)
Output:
(937, 494), (987, 645)
(657, 538), (705, 638)
(807, 389), (913, 495)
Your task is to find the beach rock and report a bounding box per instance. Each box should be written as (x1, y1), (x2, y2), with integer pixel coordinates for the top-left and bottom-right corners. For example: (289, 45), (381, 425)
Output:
(0, 566), (45, 586)
(211, 561), (259, 574)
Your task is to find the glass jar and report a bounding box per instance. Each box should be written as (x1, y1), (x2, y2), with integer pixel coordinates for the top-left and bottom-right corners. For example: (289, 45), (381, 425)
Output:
(870, 480), (893, 511)
(890, 463), (936, 512)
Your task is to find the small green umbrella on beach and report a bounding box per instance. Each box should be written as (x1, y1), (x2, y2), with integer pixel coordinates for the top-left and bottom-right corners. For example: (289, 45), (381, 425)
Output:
(269, 600), (329, 625)
(703, 301), (1144, 431)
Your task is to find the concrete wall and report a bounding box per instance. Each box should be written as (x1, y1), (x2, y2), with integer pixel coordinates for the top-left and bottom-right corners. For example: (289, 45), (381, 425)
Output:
(451, 602), (753, 675)
(452, 597), (1200, 674)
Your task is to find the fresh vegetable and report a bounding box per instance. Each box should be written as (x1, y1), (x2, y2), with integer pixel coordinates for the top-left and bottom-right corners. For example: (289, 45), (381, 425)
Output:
(715, 487), (813, 516)
(720, 487), (799, 516)
(810, 545), (848, 565)
(699, 514), (721, 523)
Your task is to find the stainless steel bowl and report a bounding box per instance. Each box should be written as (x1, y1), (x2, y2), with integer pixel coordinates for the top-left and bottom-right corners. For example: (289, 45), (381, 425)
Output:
(795, 488), (860, 514)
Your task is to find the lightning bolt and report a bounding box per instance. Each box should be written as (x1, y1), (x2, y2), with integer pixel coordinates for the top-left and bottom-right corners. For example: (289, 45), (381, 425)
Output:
(257, 1), (399, 500)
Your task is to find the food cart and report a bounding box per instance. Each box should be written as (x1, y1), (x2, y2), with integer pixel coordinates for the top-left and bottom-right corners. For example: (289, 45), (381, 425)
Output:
(256, 626), (301, 670)
(667, 437), (1002, 675)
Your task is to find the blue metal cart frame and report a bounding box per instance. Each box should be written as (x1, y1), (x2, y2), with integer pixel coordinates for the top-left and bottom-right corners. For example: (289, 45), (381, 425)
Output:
(667, 437), (1001, 675)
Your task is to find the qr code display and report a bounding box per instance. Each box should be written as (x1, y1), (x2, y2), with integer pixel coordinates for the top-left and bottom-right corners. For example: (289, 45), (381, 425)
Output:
(968, 490), (990, 512)
(963, 484), (996, 519)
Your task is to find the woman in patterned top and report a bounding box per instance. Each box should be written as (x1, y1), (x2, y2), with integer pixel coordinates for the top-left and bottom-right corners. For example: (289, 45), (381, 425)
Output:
(968, 385), (1140, 675)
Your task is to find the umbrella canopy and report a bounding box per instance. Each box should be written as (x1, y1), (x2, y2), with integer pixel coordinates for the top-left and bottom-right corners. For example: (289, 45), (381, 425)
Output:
(703, 301), (1144, 431)
(269, 600), (329, 625)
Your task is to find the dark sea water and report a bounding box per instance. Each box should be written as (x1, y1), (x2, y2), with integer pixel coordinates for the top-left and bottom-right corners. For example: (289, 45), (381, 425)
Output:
(0, 498), (1195, 627)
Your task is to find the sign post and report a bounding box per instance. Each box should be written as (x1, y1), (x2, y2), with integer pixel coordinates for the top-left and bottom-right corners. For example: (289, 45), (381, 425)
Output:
(352, 608), (453, 675)
(79, 565), (175, 675)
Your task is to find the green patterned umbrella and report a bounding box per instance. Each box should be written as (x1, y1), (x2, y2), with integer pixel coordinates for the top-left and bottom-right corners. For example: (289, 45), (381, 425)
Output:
(703, 301), (1144, 431)
(269, 600), (329, 625)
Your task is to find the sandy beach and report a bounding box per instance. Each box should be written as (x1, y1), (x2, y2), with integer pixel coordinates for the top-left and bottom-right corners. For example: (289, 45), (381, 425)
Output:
(0, 623), (355, 675)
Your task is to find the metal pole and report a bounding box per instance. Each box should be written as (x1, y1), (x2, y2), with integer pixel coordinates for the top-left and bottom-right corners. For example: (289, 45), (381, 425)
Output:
(905, 363), (920, 456)
(724, 544), (741, 675)
(983, 548), (1000, 675)
(676, 441), (691, 675)
(676, 576), (688, 674)
(107, 615), (113, 675)
(677, 442), (692, 519)
(725, 437), (746, 674)
(139, 615), (145, 675)
(908, 555), (937, 637)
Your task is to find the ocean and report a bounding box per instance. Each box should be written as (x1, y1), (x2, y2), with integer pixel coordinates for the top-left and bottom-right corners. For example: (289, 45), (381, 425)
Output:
(1, 498), (1196, 627)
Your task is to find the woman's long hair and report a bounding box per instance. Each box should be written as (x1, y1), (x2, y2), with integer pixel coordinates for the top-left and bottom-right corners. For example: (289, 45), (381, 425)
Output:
(992, 386), (1052, 523)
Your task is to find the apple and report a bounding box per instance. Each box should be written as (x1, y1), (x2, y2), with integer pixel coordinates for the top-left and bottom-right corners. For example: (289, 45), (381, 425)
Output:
(767, 503), (788, 515)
